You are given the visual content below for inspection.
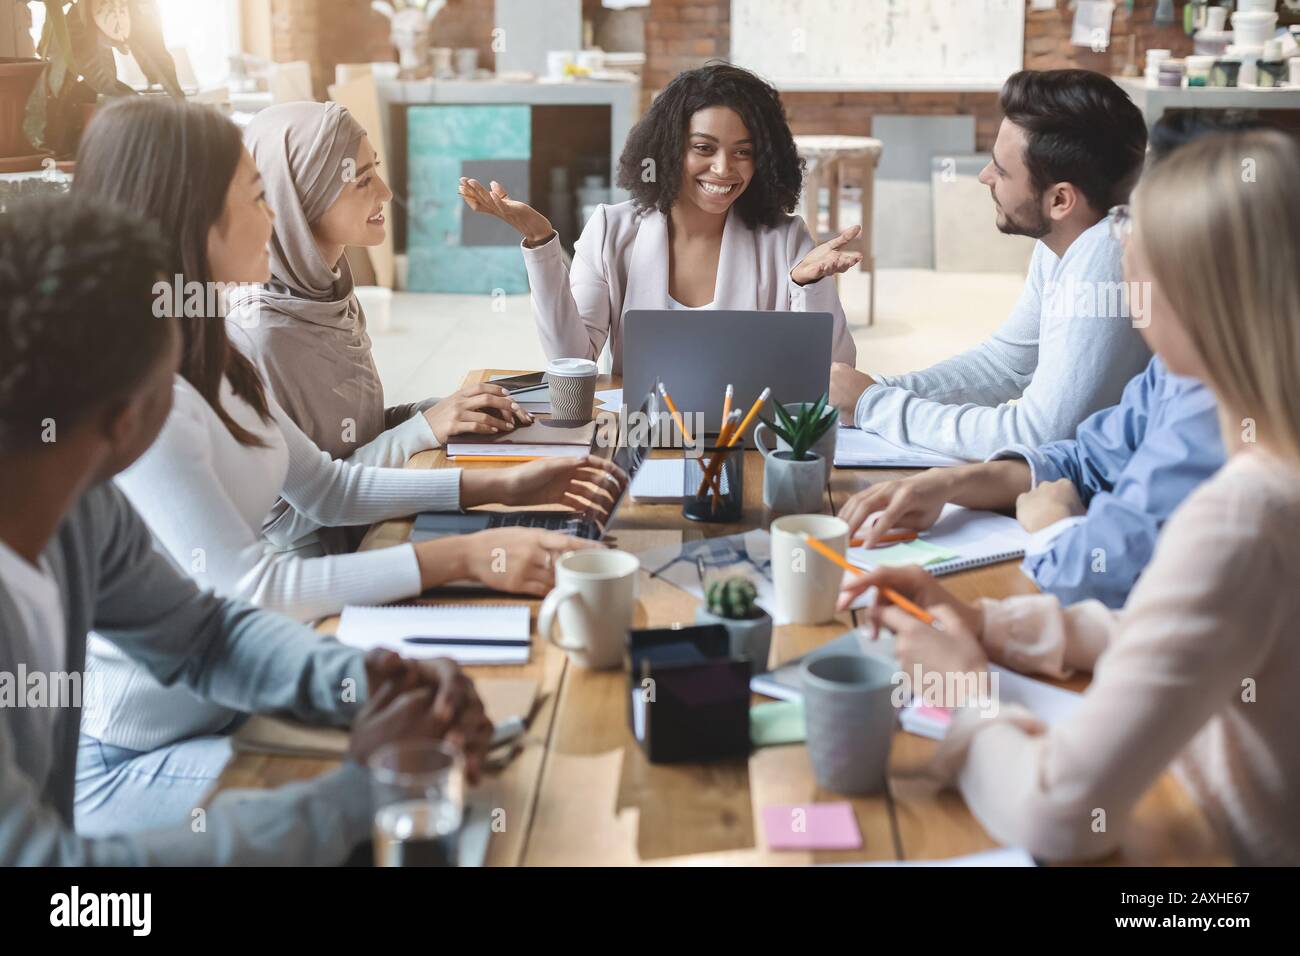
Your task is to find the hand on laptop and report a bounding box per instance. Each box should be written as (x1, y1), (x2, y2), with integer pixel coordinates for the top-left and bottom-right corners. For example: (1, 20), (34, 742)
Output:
(791, 225), (864, 286)
(459, 177), (555, 248)
(424, 383), (533, 443)
(838, 471), (953, 546)
(500, 454), (629, 516)
(460, 454), (628, 515)
(829, 362), (876, 423)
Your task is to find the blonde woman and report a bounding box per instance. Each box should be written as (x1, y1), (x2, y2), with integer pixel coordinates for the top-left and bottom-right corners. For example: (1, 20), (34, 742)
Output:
(838, 130), (1300, 864)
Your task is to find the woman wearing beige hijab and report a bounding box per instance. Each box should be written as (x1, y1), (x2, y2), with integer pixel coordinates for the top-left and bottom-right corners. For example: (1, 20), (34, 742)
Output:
(227, 101), (524, 473)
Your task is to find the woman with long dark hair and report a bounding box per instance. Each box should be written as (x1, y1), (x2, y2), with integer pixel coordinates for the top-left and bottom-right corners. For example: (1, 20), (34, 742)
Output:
(71, 98), (622, 833)
(460, 62), (860, 373)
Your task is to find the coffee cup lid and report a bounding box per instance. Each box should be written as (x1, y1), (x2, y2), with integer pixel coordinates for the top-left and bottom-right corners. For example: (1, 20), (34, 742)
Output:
(546, 358), (598, 377)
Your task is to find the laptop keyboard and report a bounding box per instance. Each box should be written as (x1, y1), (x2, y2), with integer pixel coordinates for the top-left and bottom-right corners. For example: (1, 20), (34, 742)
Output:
(486, 512), (601, 539)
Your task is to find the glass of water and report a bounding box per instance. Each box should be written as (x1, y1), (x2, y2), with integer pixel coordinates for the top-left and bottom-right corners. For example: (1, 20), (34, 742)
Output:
(369, 740), (465, 867)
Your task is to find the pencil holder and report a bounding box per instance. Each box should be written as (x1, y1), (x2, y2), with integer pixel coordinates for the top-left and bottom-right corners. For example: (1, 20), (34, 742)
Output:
(682, 442), (744, 523)
(625, 624), (752, 764)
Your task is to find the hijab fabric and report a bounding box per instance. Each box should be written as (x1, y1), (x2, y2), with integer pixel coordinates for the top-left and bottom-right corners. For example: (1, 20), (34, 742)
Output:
(226, 101), (393, 462)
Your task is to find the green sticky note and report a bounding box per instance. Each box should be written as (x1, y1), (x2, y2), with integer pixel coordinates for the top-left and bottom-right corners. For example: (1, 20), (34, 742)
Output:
(866, 539), (958, 568)
(750, 700), (806, 747)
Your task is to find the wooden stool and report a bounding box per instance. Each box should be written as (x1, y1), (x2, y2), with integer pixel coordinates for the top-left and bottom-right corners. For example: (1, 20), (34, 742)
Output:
(794, 135), (883, 327)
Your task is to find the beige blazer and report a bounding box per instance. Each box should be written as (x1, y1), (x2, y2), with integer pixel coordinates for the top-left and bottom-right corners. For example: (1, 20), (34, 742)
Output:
(521, 201), (857, 375)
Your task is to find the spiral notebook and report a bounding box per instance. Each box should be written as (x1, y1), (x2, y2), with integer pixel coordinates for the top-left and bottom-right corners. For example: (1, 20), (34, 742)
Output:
(335, 604), (531, 664)
(847, 504), (1030, 595)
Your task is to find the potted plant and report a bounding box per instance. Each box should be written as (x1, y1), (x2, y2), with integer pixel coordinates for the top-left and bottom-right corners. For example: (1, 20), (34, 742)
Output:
(755, 393), (836, 515)
(695, 575), (773, 675)
(20, 0), (183, 164)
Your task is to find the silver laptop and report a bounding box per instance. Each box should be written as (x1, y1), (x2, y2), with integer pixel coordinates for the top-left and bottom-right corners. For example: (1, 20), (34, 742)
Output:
(409, 389), (654, 544)
(622, 309), (834, 440)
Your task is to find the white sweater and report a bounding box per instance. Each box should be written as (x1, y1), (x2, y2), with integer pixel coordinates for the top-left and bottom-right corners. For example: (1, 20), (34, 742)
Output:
(83, 374), (461, 751)
(854, 217), (1151, 459)
(935, 450), (1300, 864)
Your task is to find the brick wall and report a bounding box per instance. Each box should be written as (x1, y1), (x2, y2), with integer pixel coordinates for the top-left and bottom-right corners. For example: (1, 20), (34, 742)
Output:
(275, 0), (500, 95)
(1025, 0), (1193, 72)
(292, 0), (1197, 143)
(641, 0), (1194, 150)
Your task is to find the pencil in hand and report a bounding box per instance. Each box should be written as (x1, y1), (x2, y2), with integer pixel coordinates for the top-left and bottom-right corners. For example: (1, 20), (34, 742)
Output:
(798, 532), (942, 630)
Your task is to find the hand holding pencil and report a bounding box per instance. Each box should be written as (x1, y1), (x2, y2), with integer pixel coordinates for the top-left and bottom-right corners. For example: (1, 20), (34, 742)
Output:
(829, 558), (983, 644)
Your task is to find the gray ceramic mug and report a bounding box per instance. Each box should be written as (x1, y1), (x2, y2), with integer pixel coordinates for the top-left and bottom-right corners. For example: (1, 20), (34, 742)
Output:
(800, 654), (897, 794)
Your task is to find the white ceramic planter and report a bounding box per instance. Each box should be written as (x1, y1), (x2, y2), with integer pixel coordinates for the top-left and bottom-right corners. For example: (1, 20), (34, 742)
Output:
(755, 407), (837, 484)
(759, 447), (826, 515)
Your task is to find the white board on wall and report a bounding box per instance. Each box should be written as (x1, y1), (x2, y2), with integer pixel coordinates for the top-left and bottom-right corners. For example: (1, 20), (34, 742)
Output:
(731, 0), (1026, 91)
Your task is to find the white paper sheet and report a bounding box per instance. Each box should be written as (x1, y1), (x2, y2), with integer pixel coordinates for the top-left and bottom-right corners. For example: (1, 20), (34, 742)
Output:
(336, 605), (531, 664)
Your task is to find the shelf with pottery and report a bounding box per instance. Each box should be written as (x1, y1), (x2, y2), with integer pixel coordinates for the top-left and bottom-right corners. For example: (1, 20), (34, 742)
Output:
(1115, 74), (1300, 126)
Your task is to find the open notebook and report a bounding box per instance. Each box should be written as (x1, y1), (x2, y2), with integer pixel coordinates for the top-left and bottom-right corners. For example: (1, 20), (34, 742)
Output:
(335, 604), (531, 664)
(629, 457), (731, 503)
(835, 425), (966, 468)
(847, 504), (1030, 595)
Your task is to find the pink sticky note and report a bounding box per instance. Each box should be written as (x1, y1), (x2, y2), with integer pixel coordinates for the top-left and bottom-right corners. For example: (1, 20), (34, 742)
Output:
(762, 802), (863, 851)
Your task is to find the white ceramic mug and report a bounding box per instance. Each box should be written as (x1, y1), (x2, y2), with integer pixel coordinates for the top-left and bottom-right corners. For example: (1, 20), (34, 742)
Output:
(770, 514), (849, 625)
(537, 550), (639, 669)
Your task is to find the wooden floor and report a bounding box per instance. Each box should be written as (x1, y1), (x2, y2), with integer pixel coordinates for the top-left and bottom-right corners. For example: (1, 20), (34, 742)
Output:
(211, 370), (1229, 866)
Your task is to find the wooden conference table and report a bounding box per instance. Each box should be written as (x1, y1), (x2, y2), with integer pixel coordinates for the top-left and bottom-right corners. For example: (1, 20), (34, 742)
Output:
(212, 370), (1229, 866)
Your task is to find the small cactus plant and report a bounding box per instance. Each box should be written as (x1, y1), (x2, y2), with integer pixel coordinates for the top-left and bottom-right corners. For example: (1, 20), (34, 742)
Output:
(706, 576), (764, 621)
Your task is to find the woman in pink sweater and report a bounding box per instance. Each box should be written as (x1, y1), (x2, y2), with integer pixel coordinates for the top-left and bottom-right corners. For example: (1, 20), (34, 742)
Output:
(839, 130), (1300, 865)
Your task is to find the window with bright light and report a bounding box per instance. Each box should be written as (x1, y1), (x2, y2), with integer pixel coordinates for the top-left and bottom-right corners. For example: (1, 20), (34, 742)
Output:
(28, 0), (241, 91)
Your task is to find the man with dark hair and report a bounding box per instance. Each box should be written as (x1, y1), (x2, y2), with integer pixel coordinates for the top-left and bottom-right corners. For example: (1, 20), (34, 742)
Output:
(831, 69), (1152, 460)
(0, 196), (490, 865)
(834, 113), (1265, 611)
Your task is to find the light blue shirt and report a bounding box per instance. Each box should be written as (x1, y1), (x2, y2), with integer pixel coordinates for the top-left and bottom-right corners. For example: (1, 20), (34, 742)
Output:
(992, 356), (1223, 609)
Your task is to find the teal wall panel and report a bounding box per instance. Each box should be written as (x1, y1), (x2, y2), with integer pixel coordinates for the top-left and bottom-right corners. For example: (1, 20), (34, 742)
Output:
(406, 104), (532, 294)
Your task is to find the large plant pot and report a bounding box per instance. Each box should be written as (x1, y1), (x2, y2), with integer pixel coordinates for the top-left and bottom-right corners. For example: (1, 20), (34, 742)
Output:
(760, 448), (827, 515)
(0, 58), (46, 172)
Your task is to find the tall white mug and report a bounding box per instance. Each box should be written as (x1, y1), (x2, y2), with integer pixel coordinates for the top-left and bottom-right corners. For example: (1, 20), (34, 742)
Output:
(770, 514), (849, 625)
(537, 550), (639, 669)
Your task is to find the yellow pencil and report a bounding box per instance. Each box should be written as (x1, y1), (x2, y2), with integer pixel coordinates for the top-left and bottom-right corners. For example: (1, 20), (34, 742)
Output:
(719, 384), (734, 437)
(696, 409), (741, 498)
(799, 532), (940, 629)
(723, 387), (770, 449)
(657, 381), (691, 445)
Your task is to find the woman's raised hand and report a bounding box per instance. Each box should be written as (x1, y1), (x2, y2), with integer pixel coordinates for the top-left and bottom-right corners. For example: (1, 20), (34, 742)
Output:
(791, 225), (864, 286)
(458, 178), (555, 247)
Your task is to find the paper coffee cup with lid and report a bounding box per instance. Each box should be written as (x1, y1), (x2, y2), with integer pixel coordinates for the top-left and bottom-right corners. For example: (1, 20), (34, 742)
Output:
(546, 358), (599, 422)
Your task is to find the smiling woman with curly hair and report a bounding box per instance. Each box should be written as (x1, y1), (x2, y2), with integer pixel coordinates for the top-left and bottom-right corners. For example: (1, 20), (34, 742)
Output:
(459, 62), (859, 374)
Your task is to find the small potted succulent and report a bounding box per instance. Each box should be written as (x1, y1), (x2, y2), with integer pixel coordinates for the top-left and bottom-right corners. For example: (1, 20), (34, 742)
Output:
(755, 393), (836, 514)
(695, 575), (773, 675)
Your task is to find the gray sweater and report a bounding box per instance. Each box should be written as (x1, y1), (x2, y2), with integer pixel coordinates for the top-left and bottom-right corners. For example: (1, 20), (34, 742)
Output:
(0, 482), (372, 865)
